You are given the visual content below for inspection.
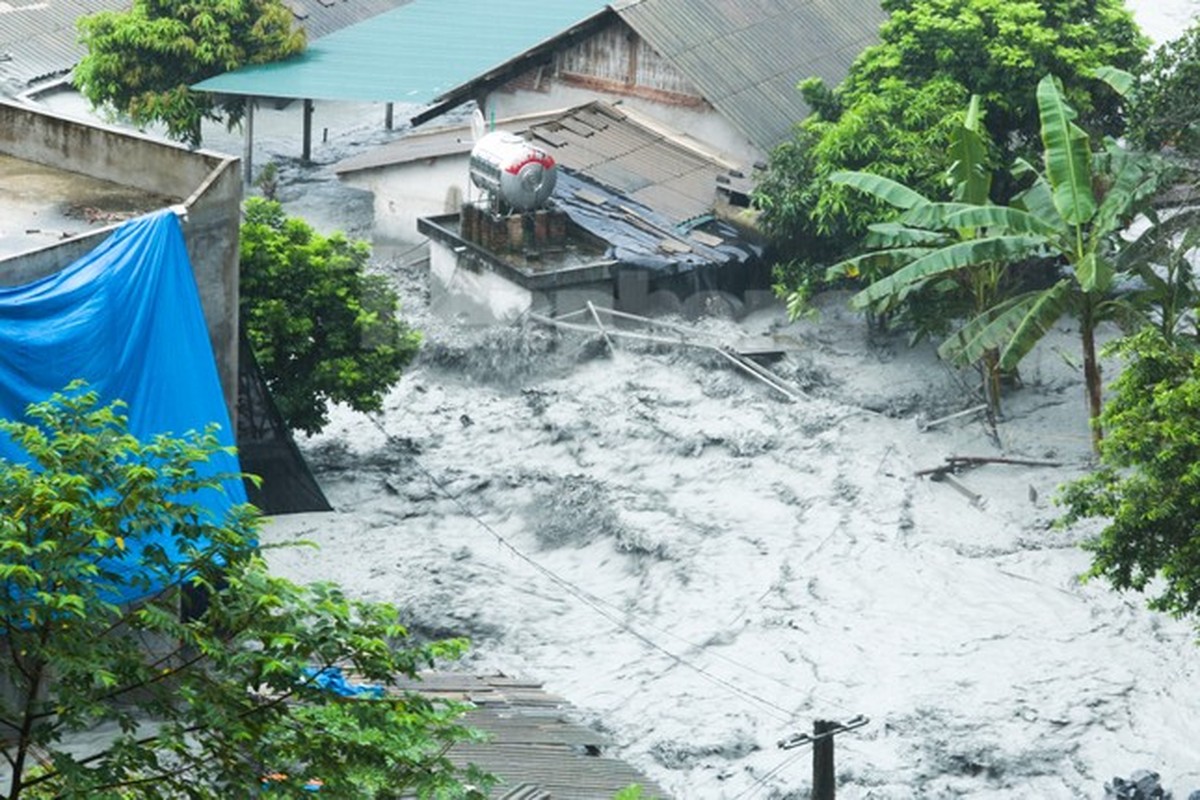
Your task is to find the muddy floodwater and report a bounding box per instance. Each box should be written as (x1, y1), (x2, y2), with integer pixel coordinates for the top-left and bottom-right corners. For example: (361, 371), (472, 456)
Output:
(16, 2), (1200, 795)
(264, 261), (1200, 798)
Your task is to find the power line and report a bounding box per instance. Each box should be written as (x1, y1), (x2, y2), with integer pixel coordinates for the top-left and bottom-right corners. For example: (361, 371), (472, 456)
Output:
(365, 413), (810, 723)
(727, 747), (809, 800)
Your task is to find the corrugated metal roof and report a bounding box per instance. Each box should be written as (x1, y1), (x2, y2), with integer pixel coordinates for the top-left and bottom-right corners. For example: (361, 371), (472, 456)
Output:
(0, 0), (410, 94)
(0, 0), (124, 91)
(334, 107), (567, 173)
(613, 0), (888, 152)
(194, 0), (607, 104)
(386, 672), (672, 800)
(337, 101), (745, 226)
(529, 103), (740, 224)
(285, 0), (410, 40)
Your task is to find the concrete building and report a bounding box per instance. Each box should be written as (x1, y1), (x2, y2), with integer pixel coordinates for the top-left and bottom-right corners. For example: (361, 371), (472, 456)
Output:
(380, 102), (766, 321)
(0, 100), (242, 418)
(335, 100), (758, 245)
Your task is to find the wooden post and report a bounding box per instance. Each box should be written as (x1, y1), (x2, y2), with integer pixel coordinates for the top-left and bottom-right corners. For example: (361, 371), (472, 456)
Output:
(301, 98), (314, 163)
(812, 720), (836, 800)
(243, 97), (255, 184)
(385, 102), (394, 130)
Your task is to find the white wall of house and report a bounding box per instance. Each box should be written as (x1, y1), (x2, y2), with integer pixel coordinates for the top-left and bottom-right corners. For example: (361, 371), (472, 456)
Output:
(340, 154), (473, 245)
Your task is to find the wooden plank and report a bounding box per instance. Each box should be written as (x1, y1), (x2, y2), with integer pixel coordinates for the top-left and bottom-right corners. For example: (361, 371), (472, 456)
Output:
(688, 229), (724, 247)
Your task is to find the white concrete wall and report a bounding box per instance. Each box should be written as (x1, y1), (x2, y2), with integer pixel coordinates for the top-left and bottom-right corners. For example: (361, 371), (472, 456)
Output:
(342, 155), (473, 246)
(428, 238), (532, 324)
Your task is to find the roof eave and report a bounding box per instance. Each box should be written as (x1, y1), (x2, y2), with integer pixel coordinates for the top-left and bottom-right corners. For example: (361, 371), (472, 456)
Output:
(410, 6), (614, 128)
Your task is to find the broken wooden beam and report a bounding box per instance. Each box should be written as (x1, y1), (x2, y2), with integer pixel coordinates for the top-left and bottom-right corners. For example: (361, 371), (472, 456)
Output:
(915, 455), (1064, 478)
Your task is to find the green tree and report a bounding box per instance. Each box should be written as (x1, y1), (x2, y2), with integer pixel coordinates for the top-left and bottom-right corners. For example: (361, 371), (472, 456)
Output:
(0, 384), (489, 799)
(755, 0), (1146, 286)
(1129, 21), (1200, 157)
(1058, 330), (1200, 622)
(239, 198), (421, 436)
(74, 0), (305, 147)
(828, 75), (1172, 444)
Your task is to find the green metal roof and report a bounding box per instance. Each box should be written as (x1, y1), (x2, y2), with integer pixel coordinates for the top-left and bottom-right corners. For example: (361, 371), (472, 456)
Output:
(193, 0), (606, 104)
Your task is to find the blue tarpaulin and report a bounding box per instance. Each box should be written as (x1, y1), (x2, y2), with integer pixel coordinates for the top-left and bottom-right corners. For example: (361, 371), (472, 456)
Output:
(0, 210), (246, 604)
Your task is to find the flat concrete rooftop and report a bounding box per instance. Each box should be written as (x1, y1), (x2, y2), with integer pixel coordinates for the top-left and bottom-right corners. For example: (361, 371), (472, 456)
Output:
(0, 154), (178, 259)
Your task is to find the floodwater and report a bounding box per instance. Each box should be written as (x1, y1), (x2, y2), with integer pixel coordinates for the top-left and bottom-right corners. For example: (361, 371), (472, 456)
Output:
(256, 3), (1200, 796)
(13, 2), (1200, 796)
(265, 264), (1200, 798)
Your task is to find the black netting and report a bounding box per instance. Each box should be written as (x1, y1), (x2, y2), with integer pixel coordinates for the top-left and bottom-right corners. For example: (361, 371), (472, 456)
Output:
(236, 332), (332, 514)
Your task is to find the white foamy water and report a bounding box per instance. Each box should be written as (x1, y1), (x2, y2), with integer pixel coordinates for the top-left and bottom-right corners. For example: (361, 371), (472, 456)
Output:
(231, 2), (1200, 795)
(264, 269), (1200, 798)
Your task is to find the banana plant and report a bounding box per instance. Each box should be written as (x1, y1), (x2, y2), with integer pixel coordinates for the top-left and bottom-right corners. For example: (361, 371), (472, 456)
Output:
(829, 74), (1171, 448)
(826, 95), (1024, 413)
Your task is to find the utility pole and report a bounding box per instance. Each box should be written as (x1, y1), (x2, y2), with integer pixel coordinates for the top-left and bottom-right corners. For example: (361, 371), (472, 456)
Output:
(778, 715), (869, 800)
(812, 720), (837, 799)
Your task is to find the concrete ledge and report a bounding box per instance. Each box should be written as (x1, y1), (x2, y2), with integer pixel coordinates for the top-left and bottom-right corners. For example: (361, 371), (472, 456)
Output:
(0, 100), (242, 420)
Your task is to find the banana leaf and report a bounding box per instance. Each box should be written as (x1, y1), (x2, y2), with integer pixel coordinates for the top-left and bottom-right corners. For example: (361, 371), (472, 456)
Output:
(851, 235), (1044, 310)
(942, 206), (1061, 237)
(1092, 143), (1156, 238)
(864, 222), (951, 248)
(1010, 169), (1065, 233)
(1092, 65), (1136, 97)
(897, 201), (974, 229)
(937, 280), (1072, 369)
(1075, 252), (1114, 294)
(938, 292), (1040, 366)
(829, 171), (930, 209)
(998, 279), (1074, 370)
(826, 247), (930, 282)
(1037, 76), (1096, 226)
(949, 95), (992, 206)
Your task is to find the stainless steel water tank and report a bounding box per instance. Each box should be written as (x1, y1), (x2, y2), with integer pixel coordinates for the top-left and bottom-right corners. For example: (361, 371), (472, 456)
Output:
(468, 131), (557, 211)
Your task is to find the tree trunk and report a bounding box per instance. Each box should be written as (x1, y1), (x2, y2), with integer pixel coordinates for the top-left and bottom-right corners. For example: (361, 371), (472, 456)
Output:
(982, 349), (1002, 417)
(1081, 314), (1103, 453)
(8, 658), (47, 800)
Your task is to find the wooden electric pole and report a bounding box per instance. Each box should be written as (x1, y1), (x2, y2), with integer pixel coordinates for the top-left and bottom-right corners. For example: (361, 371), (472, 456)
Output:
(778, 714), (869, 800)
(812, 720), (837, 800)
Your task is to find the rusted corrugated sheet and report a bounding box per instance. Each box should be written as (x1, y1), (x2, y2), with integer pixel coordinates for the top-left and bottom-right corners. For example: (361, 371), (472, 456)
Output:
(529, 102), (743, 224)
(613, 0), (888, 152)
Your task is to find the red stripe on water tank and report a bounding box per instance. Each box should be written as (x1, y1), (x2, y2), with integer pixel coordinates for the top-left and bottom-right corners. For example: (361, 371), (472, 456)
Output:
(503, 154), (556, 174)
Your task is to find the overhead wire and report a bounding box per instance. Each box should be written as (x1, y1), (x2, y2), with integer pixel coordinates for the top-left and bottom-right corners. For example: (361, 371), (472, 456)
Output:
(726, 746), (810, 800)
(364, 413), (813, 724)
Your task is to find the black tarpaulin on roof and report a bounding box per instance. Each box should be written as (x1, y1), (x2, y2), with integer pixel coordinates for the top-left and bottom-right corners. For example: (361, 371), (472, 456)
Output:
(552, 169), (760, 275)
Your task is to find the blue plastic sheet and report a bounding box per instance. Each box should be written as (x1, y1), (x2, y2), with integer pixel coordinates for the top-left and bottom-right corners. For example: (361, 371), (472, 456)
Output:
(0, 209), (246, 604)
(301, 666), (385, 698)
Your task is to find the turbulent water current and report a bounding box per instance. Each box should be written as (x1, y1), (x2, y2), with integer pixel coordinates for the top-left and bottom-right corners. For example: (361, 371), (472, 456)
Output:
(263, 259), (1200, 798)
(33, 1), (1191, 794)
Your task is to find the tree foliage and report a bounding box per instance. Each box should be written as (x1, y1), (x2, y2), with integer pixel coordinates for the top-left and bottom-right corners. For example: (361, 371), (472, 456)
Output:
(1058, 330), (1200, 622)
(1129, 21), (1200, 157)
(0, 385), (489, 799)
(826, 75), (1175, 441)
(755, 0), (1147, 283)
(74, 0), (305, 146)
(239, 198), (421, 436)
